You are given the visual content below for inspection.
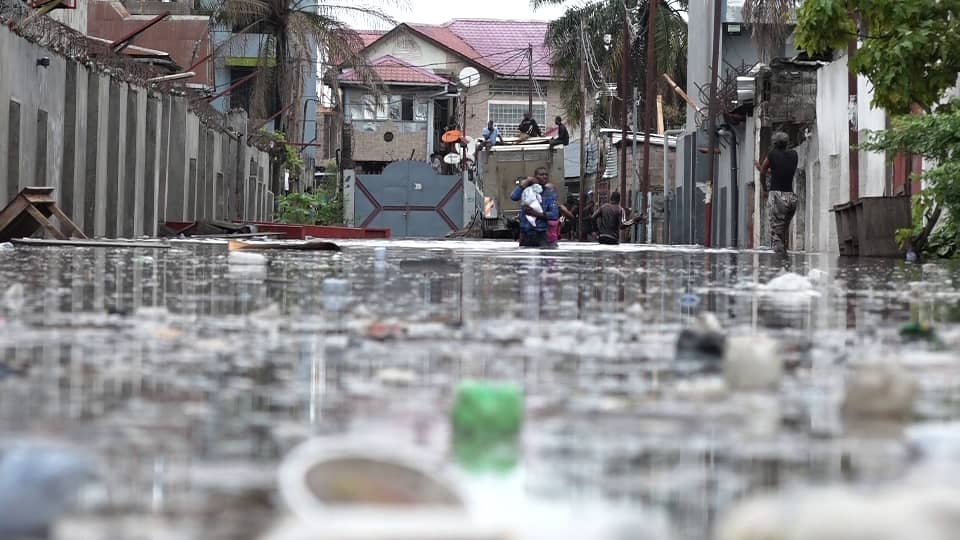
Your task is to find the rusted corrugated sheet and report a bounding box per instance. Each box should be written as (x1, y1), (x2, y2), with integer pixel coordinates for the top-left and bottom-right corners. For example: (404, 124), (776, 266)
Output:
(87, 1), (213, 86)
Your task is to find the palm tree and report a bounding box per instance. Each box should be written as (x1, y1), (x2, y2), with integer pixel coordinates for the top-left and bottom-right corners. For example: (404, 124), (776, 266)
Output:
(533, 0), (688, 130)
(215, 0), (394, 143)
(742, 0), (797, 59)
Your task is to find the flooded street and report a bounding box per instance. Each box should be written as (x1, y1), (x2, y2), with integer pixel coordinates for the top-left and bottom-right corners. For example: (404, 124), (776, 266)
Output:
(1, 240), (960, 539)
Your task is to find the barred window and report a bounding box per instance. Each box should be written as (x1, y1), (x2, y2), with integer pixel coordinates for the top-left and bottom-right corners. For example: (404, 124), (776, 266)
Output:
(488, 102), (546, 137)
(490, 79), (548, 96)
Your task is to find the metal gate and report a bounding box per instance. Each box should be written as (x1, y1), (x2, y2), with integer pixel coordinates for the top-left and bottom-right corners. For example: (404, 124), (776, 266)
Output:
(354, 161), (463, 237)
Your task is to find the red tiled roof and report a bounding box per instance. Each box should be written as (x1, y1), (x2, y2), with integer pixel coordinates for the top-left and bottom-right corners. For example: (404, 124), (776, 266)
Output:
(360, 20), (554, 79)
(339, 55), (450, 85)
(357, 30), (386, 48)
(443, 19), (553, 79)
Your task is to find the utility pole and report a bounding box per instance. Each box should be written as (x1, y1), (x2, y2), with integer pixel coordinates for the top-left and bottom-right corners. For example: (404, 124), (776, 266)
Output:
(619, 0), (630, 204)
(704, 0), (722, 248)
(578, 21), (587, 242)
(641, 0), (658, 243)
(527, 44), (534, 116)
(633, 86), (640, 242)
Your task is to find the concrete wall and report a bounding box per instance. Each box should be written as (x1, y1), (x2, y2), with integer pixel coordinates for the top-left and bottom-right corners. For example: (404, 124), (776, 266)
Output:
(0, 24), (273, 236)
(49, 1), (87, 33)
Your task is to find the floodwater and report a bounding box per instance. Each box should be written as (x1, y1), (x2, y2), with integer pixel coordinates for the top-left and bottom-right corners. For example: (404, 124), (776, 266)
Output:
(1, 240), (959, 539)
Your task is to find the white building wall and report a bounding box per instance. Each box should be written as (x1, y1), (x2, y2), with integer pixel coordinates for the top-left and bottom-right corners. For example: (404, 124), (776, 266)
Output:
(857, 77), (888, 197)
(366, 34), (456, 71)
(686, 0), (714, 131)
(805, 58), (849, 253)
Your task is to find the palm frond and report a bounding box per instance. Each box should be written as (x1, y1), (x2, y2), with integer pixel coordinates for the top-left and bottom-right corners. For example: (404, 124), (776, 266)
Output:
(544, 0), (687, 129)
(742, 0), (796, 58)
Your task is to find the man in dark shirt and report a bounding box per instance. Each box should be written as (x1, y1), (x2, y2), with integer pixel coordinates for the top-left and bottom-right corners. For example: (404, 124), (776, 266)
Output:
(756, 131), (799, 255)
(517, 112), (542, 140)
(549, 116), (569, 147)
(591, 191), (639, 245)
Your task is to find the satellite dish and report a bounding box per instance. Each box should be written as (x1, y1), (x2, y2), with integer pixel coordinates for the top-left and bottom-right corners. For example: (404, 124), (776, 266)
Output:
(457, 66), (480, 88)
(443, 153), (462, 165)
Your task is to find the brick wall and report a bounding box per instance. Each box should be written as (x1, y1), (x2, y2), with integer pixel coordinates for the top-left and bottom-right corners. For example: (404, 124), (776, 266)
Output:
(463, 77), (572, 140)
(622, 143), (675, 190)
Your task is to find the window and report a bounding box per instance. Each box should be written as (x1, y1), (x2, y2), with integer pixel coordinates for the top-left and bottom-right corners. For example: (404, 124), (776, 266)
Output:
(488, 102), (546, 137)
(348, 94), (388, 120)
(490, 79), (548, 96)
(229, 67), (256, 112)
(401, 97), (414, 121)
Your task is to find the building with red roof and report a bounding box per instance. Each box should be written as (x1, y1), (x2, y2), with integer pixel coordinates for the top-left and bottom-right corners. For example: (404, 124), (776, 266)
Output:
(336, 19), (571, 173)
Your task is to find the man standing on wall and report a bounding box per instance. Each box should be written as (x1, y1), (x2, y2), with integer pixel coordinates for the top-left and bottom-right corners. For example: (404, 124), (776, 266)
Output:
(755, 131), (799, 256)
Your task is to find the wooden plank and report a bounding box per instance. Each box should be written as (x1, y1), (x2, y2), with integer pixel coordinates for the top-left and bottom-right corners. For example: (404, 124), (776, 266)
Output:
(11, 238), (171, 249)
(185, 232), (285, 239)
(0, 198), (29, 234)
(47, 204), (88, 239)
(227, 239), (341, 252)
(25, 204), (66, 240)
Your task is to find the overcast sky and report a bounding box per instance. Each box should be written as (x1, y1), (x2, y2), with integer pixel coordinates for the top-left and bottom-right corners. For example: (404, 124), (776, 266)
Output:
(352, 0), (570, 27)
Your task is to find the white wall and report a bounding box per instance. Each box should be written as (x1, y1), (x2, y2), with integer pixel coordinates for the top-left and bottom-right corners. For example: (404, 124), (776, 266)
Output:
(857, 77), (888, 197)
(802, 58), (849, 253)
(50, 3), (87, 34)
(686, 0), (714, 131)
(366, 33), (456, 70)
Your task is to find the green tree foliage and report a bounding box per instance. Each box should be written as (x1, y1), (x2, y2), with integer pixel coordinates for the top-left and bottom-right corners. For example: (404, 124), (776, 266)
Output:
(860, 107), (960, 257)
(533, 0), (688, 130)
(795, 0), (960, 114)
(796, 0), (960, 257)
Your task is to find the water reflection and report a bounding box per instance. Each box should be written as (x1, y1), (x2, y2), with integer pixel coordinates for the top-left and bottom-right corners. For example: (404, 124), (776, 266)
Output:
(0, 241), (958, 539)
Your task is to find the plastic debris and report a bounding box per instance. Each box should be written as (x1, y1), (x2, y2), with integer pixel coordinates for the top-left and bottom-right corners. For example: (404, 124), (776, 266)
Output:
(228, 251), (268, 265)
(321, 278), (349, 312)
(842, 362), (917, 420)
(675, 312), (726, 367)
(900, 321), (938, 342)
(723, 335), (782, 391)
(0, 443), (99, 536)
(452, 381), (523, 438)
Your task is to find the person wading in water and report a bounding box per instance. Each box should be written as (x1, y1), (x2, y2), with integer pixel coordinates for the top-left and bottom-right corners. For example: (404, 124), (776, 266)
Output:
(591, 191), (640, 245)
(756, 131), (799, 256)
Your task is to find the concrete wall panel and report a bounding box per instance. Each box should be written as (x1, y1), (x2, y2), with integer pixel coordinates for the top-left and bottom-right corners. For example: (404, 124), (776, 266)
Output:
(0, 24), (272, 235)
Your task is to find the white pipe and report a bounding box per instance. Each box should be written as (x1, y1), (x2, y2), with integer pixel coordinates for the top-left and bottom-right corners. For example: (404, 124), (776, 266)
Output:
(146, 71), (195, 83)
(663, 129), (685, 244)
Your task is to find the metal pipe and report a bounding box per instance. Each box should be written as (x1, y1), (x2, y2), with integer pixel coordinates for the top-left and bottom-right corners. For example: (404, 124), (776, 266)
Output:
(641, 0), (658, 242)
(578, 17), (587, 242)
(619, 0), (631, 210)
(718, 125), (739, 247)
(633, 86), (640, 243)
(205, 71), (258, 102)
(663, 129), (684, 245)
(111, 11), (170, 53)
(146, 72), (195, 83)
(300, 97), (322, 154)
(704, 0), (723, 247)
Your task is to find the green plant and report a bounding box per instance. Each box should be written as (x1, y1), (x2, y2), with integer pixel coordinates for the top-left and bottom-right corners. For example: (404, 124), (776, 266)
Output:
(275, 172), (343, 226)
(262, 130), (304, 176)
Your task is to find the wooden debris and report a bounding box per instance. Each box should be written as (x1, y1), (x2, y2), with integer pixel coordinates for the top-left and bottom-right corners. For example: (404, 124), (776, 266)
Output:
(227, 239), (341, 252)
